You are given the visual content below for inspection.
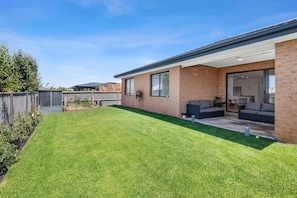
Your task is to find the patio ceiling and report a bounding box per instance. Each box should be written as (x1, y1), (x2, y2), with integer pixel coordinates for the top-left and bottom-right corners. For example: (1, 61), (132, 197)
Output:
(179, 32), (297, 68)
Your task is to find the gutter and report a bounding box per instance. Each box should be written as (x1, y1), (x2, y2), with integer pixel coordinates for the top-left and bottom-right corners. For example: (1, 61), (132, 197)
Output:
(114, 19), (297, 79)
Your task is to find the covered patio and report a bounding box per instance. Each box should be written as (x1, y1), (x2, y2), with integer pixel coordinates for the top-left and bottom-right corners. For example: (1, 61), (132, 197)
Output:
(194, 112), (274, 140)
(115, 19), (297, 143)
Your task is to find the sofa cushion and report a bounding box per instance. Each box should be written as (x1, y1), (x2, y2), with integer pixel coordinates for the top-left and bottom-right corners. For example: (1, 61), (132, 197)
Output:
(200, 107), (224, 113)
(200, 100), (210, 109)
(260, 103), (274, 112)
(245, 102), (261, 111)
(258, 111), (274, 117)
(208, 100), (214, 107)
(189, 100), (200, 106)
(240, 109), (259, 114)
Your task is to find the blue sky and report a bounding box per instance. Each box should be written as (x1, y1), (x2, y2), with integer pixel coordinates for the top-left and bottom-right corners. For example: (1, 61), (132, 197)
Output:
(0, 0), (296, 88)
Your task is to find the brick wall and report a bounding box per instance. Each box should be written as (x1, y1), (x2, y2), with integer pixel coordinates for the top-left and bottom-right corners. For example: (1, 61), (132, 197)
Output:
(179, 65), (219, 115)
(121, 61), (276, 118)
(121, 66), (181, 117)
(275, 39), (297, 143)
(99, 83), (121, 91)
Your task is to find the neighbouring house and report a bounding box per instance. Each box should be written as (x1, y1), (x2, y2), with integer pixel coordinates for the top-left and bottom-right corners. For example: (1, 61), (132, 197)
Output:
(98, 82), (121, 91)
(72, 82), (100, 91)
(114, 18), (297, 144)
(72, 82), (121, 91)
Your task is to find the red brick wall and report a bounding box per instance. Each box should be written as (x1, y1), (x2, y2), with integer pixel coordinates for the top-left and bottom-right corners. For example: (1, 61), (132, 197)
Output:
(121, 66), (181, 117)
(179, 65), (219, 115)
(274, 39), (297, 143)
(99, 83), (121, 91)
(121, 60), (276, 118)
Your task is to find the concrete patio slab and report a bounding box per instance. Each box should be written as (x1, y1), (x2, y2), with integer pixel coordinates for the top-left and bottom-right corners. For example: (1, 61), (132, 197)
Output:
(192, 112), (274, 140)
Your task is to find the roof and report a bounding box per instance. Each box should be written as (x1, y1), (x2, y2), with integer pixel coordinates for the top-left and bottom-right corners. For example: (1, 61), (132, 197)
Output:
(72, 82), (121, 88)
(114, 18), (297, 79)
(72, 82), (101, 88)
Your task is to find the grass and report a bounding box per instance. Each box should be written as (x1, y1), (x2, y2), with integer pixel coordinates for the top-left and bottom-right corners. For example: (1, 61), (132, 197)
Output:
(0, 106), (296, 197)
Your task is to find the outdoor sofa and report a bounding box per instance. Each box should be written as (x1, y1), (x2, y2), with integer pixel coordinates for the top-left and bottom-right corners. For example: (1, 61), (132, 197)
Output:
(238, 102), (274, 124)
(186, 100), (224, 119)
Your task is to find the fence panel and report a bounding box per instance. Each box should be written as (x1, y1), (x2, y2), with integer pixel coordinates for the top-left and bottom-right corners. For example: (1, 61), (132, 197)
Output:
(98, 92), (121, 106)
(39, 90), (63, 114)
(0, 91), (121, 124)
(0, 92), (38, 125)
(62, 91), (121, 107)
(0, 93), (11, 124)
(13, 93), (28, 116)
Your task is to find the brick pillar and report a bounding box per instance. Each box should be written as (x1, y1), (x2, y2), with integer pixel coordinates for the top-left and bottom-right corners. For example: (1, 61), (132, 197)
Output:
(275, 39), (297, 144)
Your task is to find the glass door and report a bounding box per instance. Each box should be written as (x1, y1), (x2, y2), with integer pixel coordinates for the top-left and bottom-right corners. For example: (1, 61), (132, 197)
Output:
(264, 69), (275, 103)
(227, 70), (264, 112)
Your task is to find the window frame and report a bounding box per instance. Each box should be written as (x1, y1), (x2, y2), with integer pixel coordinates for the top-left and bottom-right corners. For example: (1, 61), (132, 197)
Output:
(125, 78), (134, 96)
(151, 71), (169, 97)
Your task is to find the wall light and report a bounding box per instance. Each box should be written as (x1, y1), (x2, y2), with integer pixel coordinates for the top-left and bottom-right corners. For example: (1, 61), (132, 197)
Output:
(236, 57), (243, 61)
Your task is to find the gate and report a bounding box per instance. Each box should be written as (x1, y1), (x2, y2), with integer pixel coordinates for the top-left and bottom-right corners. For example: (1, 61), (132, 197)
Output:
(38, 90), (63, 114)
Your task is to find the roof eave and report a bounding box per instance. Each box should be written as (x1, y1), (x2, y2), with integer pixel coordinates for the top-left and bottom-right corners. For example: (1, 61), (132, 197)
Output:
(114, 19), (297, 79)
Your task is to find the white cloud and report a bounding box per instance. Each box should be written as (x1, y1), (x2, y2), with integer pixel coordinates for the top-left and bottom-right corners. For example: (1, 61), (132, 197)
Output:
(0, 26), (187, 87)
(99, 0), (138, 14)
(68, 0), (98, 7)
(70, 0), (141, 14)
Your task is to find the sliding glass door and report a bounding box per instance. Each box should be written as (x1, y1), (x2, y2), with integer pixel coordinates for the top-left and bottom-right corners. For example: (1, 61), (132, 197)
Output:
(264, 69), (275, 103)
(226, 69), (275, 112)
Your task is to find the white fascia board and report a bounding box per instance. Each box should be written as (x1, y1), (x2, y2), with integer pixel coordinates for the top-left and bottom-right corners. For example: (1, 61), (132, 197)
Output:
(116, 64), (181, 79)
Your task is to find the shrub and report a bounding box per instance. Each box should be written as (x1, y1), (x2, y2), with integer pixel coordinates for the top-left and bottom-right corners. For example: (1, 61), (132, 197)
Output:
(0, 124), (13, 142)
(29, 105), (43, 127)
(11, 114), (33, 143)
(213, 96), (226, 107)
(0, 132), (16, 175)
(82, 97), (91, 107)
(74, 96), (82, 107)
(0, 105), (43, 175)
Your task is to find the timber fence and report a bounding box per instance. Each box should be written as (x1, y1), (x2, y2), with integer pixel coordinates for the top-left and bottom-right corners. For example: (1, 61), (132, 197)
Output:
(63, 91), (121, 107)
(0, 91), (121, 125)
(0, 92), (38, 125)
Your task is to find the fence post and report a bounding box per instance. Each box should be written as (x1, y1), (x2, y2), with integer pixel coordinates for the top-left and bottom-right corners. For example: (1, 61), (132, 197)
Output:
(91, 92), (94, 106)
(98, 92), (101, 107)
(36, 91), (39, 107)
(26, 91), (29, 113)
(9, 92), (13, 125)
(50, 91), (53, 113)
(117, 92), (120, 104)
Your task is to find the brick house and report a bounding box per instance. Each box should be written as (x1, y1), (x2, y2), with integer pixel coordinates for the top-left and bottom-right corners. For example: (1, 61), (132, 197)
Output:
(114, 19), (297, 144)
(72, 82), (121, 91)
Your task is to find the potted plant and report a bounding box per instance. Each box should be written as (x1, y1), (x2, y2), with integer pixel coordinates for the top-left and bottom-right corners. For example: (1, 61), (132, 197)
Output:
(213, 96), (226, 107)
(181, 113), (187, 119)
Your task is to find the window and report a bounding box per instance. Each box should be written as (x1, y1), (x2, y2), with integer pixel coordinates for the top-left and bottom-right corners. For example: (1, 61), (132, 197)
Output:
(151, 72), (169, 97)
(125, 78), (134, 95)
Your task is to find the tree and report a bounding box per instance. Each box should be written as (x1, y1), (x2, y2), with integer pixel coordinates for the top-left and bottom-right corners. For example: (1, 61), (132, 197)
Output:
(0, 44), (40, 92)
(12, 50), (40, 91)
(0, 45), (21, 92)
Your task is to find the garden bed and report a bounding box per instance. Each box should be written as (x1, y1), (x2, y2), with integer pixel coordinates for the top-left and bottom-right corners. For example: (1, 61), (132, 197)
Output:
(63, 105), (99, 111)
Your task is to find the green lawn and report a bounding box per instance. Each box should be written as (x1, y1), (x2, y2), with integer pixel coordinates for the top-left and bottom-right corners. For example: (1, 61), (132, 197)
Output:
(0, 106), (296, 197)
